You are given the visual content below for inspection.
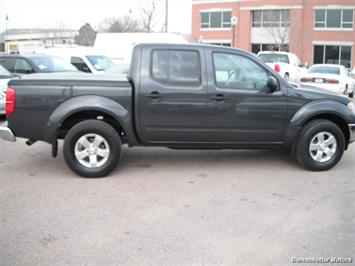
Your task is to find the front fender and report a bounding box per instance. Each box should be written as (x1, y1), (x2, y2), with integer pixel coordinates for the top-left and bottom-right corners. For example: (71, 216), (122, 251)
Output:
(284, 99), (355, 147)
(43, 95), (138, 145)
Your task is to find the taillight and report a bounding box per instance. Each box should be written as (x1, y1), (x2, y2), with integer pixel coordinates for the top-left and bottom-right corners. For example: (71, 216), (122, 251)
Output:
(301, 77), (313, 83)
(326, 79), (339, 84)
(6, 87), (16, 118)
(274, 64), (280, 73)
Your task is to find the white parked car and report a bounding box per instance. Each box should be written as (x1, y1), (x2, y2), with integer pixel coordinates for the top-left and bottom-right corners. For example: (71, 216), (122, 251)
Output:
(0, 65), (14, 115)
(35, 45), (113, 74)
(350, 67), (355, 79)
(257, 51), (307, 83)
(300, 64), (354, 98)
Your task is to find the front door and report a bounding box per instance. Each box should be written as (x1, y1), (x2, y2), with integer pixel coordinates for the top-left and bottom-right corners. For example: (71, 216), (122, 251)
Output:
(204, 49), (288, 143)
(137, 46), (207, 143)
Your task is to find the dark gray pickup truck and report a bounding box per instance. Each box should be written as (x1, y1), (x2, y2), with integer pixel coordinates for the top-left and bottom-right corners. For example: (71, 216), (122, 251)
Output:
(1, 43), (355, 177)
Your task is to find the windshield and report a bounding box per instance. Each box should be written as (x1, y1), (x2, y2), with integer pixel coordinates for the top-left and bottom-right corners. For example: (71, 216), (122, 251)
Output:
(258, 53), (290, 64)
(86, 55), (113, 71)
(309, 66), (340, 75)
(0, 65), (12, 77)
(30, 56), (78, 72)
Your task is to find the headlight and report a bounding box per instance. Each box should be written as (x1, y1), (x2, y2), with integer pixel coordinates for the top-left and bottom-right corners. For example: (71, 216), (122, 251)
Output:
(347, 102), (355, 112)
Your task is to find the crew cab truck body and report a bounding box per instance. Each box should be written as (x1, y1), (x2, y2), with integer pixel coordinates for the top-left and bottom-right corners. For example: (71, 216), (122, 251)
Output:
(1, 43), (355, 177)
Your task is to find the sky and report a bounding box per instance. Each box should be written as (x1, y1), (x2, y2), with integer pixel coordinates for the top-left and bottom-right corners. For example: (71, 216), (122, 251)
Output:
(0, 0), (192, 34)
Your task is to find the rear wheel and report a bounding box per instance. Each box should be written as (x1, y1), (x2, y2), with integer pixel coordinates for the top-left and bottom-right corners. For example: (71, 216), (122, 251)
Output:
(295, 119), (345, 171)
(63, 120), (122, 178)
(348, 89), (354, 98)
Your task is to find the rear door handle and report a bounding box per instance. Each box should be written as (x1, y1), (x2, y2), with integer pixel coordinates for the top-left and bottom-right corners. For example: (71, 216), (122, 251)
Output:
(210, 94), (226, 102)
(145, 91), (161, 100)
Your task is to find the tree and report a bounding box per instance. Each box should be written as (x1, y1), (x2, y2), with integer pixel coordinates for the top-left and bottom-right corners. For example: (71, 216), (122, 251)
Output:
(74, 23), (96, 46)
(98, 16), (143, 33)
(266, 26), (290, 51)
(264, 11), (290, 51)
(140, 0), (159, 32)
(44, 20), (73, 44)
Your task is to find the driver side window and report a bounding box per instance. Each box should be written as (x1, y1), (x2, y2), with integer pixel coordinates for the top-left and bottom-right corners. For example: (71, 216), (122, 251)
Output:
(213, 53), (268, 91)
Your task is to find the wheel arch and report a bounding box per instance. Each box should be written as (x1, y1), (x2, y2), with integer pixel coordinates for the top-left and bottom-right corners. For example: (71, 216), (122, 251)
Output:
(43, 95), (138, 146)
(285, 100), (352, 150)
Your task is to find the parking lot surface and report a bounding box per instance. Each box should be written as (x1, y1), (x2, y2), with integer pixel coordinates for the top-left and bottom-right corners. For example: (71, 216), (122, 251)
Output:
(0, 119), (354, 265)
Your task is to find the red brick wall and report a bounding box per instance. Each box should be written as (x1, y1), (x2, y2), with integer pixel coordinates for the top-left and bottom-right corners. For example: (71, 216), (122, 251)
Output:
(192, 0), (355, 68)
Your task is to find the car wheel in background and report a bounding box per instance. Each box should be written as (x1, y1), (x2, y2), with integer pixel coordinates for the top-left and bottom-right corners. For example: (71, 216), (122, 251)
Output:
(63, 120), (122, 178)
(295, 119), (345, 171)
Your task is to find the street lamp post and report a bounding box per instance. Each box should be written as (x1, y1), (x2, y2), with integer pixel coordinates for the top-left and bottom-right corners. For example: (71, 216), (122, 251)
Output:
(165, 0), (168, 32)
(231, 16), (238, 48)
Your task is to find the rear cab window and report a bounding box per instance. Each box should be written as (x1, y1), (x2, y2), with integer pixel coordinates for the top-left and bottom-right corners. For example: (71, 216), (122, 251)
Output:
(258, 53), (290, 64)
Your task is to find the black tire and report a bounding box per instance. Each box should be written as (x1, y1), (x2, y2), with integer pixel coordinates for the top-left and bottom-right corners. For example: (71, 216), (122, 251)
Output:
(344, 85), (348, 95)
(295, 119), (345, 171)
(63, 120), (122, 178)
(349, 90), (354, 98)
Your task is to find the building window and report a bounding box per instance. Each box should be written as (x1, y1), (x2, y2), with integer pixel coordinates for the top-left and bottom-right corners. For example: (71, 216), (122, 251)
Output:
(313, 45), (352, 68)
(315, 9), (353, 29)
(207, 42), (231, 47)
(200, 11), (232, 29)
(252, 10), (290, 28)
(251, 43), (289, 54)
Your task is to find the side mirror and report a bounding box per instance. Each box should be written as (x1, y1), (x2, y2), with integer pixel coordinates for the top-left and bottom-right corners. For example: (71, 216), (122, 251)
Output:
(267, 76), (279, 92)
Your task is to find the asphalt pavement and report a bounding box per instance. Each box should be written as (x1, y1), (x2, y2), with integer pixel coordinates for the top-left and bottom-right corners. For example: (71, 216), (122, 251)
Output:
(0, 117), (354, 265)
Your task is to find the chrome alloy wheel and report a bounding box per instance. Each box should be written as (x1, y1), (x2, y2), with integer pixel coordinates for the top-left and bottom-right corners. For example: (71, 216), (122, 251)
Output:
(74, 134), (110, 168)
(309, 132), (337, 163)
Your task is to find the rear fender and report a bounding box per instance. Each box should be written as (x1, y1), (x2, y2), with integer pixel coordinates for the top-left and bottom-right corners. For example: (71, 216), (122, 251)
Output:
(43, 95), (138, 145)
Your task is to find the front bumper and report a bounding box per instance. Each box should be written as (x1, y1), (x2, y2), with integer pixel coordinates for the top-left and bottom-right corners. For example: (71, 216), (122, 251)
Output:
(0, 121), (16, 142)
(349, 124), (355, 143)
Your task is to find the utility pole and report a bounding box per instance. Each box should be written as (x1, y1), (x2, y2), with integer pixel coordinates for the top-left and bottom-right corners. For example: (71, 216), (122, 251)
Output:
(5, 14), (8, 53)
(165, 0), (168, 32)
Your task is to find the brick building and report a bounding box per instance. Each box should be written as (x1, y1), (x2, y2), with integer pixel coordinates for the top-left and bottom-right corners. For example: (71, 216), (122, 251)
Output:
(191, 0), (355, 68)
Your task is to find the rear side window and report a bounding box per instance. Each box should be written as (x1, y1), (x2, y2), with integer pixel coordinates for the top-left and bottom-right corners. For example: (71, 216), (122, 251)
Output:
(14, 58), (33, 74)
(151, 50), (201, 86)
(71, 57), (91, 73)
(0, 57), (15, 72)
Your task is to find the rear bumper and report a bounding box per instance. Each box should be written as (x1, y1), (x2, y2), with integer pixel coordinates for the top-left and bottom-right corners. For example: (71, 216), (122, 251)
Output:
(0, 121), (16, 142)
(349, 124), (355, 143)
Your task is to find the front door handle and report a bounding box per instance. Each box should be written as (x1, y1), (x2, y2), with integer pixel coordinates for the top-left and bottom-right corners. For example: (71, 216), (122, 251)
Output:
(145, 91), (161, 100)
(210, 94), (226, 102)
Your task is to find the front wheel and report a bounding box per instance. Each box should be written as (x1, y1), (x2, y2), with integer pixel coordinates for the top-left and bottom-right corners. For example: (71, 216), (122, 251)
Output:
(295, 119), (345, 171)
(63, 120), (122, 178)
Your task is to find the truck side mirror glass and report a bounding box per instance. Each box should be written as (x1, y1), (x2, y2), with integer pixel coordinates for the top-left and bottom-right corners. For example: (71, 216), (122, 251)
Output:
(267, 76), (279, 92)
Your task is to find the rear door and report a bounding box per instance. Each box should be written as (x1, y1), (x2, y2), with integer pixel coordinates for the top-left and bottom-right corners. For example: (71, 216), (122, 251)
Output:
(204, 48), (288, 144)
(137, 46), (208, 143)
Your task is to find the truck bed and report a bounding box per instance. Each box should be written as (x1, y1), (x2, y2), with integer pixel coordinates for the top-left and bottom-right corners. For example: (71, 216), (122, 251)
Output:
(7, 73), (132, 143)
